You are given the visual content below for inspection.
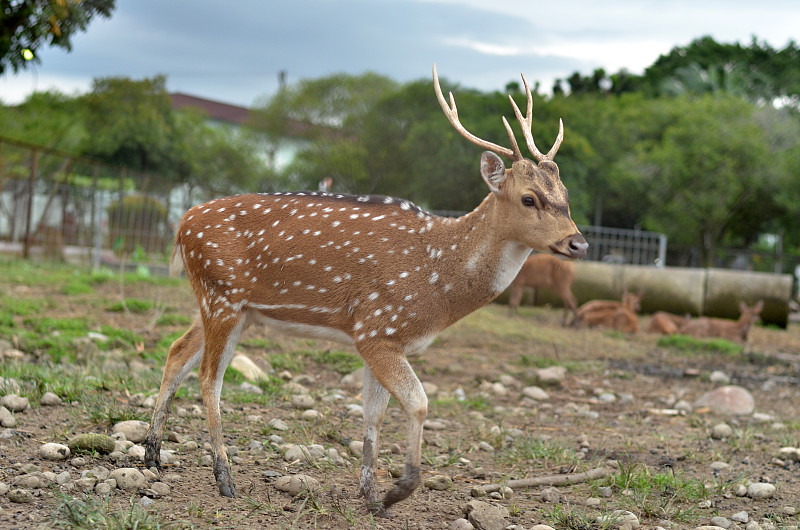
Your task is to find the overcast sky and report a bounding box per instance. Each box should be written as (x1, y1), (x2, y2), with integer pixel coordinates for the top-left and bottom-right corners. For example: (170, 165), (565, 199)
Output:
(1, 0), (798, 107)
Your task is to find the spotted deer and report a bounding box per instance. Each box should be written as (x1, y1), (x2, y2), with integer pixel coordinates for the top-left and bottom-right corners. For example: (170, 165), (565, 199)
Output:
(143, 64), (588, 517)
(678, 300), (763, 343)
(507, 253), (577, 325)
(572, 291), (643, 332)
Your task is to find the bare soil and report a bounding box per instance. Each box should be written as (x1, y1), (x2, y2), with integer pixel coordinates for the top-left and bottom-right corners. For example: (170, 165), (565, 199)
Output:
(1, 277), (800, 529)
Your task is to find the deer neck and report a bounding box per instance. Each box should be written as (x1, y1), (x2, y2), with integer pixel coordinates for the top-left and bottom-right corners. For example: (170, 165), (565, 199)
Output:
(422, 194), (529, 321)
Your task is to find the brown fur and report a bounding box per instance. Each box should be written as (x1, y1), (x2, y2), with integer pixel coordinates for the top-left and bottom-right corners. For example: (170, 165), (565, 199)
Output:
(678, 301), (763, 343)
(572, 291), (642, 332)
(507, 253), (576, 324)
(647, 311), (688, 335)
(143, 65), (588, 517)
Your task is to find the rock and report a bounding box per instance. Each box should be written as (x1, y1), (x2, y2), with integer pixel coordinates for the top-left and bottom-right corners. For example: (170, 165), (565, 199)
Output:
(40, 392), (62, 406)
(694, 386), (755, 415)
(596, 510), (640, 529)
(731, 511), (749, 523)
(40, 442), (70, 460)
(0, 394), (29, 412)
(424, 474), (452, 491)
(0, 406), (16, 427)
(291, 394), (315, 410)
(534, 366), (567, 385)
(268, 418), (288, 431)
(273, 474), (320, 496)
(110, 468), (146, 489)
(7, 488), (33, 503)
(778, 447), (800, 462)
(531, 526), (556, 530)
(112, 420), (150, 443)
(540, 486), (562, 503)
(230, 354), (269, 381)
(522, 386), (550, 401)
(711, 423), (734, 439)
(300, 409), (322, 420)
(464, 500), (509, 530)
(709, 370), (731, 384)
(746, 482), (776, 499)
(13, 474), (47, 489)
(709, 516), (731, 528)
(340, 367), (364, 389)
(348, 440), (364, 456)
(239, 382), (262, 394)
(67, 433), (116, 455)
(449, 518), (475, 530)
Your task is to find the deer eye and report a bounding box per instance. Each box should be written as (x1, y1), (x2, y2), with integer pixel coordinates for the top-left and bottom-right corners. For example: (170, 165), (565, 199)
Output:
(522, 195), (537, 208)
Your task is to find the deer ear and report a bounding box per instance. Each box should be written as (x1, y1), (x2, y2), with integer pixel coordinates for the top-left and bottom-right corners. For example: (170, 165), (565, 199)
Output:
(480, 151), (507, 194)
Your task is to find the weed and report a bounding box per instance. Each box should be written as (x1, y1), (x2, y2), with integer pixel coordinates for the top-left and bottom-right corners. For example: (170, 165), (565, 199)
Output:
(498, 435), (579, 470)
(657, 334), (743, 355)
(542, 503), (599, 530)
(51, 492), (189, 529)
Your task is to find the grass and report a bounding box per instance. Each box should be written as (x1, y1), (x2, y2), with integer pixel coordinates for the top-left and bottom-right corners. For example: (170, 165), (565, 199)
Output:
(498, 435), (580, 471)
(52, 493), (190, 529)
(656, 334), (743, 355)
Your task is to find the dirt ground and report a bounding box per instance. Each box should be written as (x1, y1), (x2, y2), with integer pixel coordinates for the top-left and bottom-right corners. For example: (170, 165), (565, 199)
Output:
(1, 277), (799, 529)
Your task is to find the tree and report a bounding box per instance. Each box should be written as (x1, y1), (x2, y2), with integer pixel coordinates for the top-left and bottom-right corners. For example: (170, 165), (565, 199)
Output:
(0, 0), (115, 75)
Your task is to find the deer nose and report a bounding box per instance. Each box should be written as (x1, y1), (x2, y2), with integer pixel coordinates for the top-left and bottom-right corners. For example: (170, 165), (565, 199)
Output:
(567, 235), (588, 259)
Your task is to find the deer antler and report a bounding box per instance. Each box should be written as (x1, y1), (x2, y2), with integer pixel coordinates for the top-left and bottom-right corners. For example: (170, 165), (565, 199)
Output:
(507, 73), (564, 161)
(433, 64), (564, 162)
(433, 63), (522, 161)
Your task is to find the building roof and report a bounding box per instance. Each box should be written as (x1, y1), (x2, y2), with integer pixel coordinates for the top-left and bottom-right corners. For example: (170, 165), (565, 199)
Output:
(169, 93), (251, 125)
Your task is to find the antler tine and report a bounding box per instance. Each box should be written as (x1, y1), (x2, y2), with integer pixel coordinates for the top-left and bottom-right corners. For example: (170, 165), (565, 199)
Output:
(509, 73), (564, 161)
(433, 63), (518, 160)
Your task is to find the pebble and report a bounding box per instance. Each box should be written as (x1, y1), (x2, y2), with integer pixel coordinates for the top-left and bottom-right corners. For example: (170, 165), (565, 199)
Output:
(746, 482), (776, 499)
(449, 519), (475, 530)
(7, 488), (33, 503)
(534, 366), (567, 385)
(348, 440), (364, 456)
(110, 468), (146, 489)
(596, 510), (640, 529)
(731, 511), (749, 523)
(709, 516), (731, 528)
(300, 409), (322, 420)
(711, 423), (734, 439)
(268, 418), (289, 431)
(40, 392), (62, 406)
(0, 405), (15, 427)
(291, 394), (315, 410)
(424, 474), (452, 491)
(709, 370), (731, 384)
(0, 394), (29, 412)
(40, 442), (71, 460)
(464, 500), (509, 530)
(694, 386), (755, 415)
(522, 386), (550, 401)
(273, 474), (320, 495)
(112, 420), (150, 443)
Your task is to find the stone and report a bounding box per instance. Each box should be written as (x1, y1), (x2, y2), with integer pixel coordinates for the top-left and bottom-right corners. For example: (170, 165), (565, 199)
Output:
(110, 468), (146, 489)
(449, 519), (475, 530)
(348, 440), (364, 456)
(540, 486), (562, 503)
(731, 511), (749, 523)
(273, 474), (320, 496)
(291, 394), (315, 410)
(534, 366), (567, 385)
(709, 370), (731, 384)
(112, 420), (150, 443)
(778, 447), (800, 462)
(40, 392), (62, 406)
(522, 386), (550, 401)
(230, 354), (269, 381)
(464, 500), (509, 530)
(709, 516), (731, 528)
(40, 442), (70, 460)
(711, 423), (734, 439)
(268, 418), (288, 431)
(596, 510), (640, 529)
(694, 386), (755, 415)
(424, 474), (452, 490)
(0, 405), (15, 427)
(7, 488), (33, 503)
(746, 482), (776, 499)
(0, 394), (28, 412)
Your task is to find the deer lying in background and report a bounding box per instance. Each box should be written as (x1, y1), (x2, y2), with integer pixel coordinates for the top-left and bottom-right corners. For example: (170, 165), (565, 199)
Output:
(507, 253), (577, 324)
(678, 301), (763, 343)
(143, 64), (588, 517)
(572, 291), (642, 332)
(647, 311), (689, 335)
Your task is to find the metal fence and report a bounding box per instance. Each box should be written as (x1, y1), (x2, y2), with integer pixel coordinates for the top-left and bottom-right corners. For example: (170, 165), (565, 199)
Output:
(578, 224), (668, 267)
(0, 136), (209, 267)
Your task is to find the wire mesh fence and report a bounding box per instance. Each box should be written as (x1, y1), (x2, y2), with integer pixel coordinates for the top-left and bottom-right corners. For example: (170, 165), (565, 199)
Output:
(578, 224), (668, 267)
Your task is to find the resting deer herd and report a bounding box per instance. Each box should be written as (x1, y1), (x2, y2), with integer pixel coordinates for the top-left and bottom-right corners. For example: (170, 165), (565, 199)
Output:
(145, 64), (766, 517)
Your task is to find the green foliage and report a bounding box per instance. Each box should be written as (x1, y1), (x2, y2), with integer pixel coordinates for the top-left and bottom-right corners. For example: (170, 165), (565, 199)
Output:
(656, 334), (743, 355)
(307, 349), (363, 374)
(106, 298), (155, 314)
(0, 0), (116, 76)
(52, 492), (180, 529)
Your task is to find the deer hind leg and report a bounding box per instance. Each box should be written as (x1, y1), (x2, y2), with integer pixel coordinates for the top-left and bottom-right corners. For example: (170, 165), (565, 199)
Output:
(562, 289), (578, 327)
(144, 319), (205, 469)
(507, 282), (523, 315)
(359, 344), (427, 516)
(198, 315), (248, 498)
(359, 365), (391, 514)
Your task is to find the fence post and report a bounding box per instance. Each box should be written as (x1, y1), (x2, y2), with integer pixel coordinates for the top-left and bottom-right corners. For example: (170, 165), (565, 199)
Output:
(22, 148), (39, 259)
(657, 234), (667, 268)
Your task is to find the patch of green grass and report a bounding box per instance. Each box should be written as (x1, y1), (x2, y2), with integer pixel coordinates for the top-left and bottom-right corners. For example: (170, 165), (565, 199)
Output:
(657, 334), (743, 355)
(156, 313), (192, 327)
(240, 337), (282, 351)
(106, 298), (156, 314)
(61, 281), (94, 295)
(430, 394), (491, 417)
(98, 325), (144, 348)
(79, 391), (150, 427)
(595, 462), (705, 522)
(542, 504), (609, 530)
(308, 349), (363, 374)
(268, 351), (306, 373)
(499, 435), (580, 469)
(0, 295), (46, 316)
(52, 492), (188, 529)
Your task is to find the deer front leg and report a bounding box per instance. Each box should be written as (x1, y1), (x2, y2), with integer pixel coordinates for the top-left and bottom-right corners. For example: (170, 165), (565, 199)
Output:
(359, 365), (391, 514)
(359, 345), (428, 516)
(144, 321), (204, 469)
(198, 317), (246, 498)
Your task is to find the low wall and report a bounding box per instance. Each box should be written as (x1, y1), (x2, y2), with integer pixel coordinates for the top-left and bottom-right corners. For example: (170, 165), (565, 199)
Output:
(511, 261), (793, 328)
